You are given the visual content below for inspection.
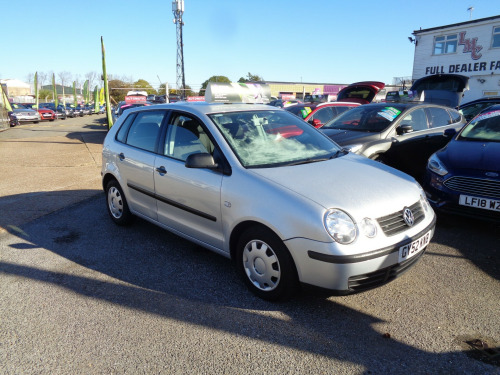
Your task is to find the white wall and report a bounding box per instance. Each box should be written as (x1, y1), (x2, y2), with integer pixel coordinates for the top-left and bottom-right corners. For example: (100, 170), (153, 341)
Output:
(412, 17), (500, 102)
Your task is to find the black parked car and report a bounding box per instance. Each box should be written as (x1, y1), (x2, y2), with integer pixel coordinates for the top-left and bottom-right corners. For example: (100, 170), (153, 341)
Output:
(457, 96), (500, 122)
(9, 111), (19, 127)
(320, 102), (467, 181)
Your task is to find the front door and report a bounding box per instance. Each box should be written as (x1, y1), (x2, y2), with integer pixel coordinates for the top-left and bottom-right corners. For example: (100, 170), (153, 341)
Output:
(154, 112), (224, 250)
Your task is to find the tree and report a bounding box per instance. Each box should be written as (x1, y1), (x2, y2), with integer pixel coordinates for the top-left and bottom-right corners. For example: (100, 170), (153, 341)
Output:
(199, 75), (231, 95)
(38, 89), (52, 101)
(133, 79), (156, 95)
(238, 72), (264, 83)
(108, 79), (128, 103)
(38, 72), (48, 87)
(85, 71), (98, 98)
(57, 71), (72, 105)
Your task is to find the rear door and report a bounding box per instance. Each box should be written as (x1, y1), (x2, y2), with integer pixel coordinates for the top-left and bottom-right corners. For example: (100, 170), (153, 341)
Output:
(113, 110), (167, 220)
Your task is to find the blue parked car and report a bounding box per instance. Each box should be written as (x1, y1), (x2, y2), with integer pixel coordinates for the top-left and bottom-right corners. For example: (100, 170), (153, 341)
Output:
(424, 104), (500, 221)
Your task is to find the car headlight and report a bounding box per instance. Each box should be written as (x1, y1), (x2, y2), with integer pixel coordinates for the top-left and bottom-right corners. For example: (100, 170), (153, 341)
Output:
(344, 144), (363, 153)
(415, 183), (431, 213)
(324, 209), (357, 244)
(427, 153), (448, 176)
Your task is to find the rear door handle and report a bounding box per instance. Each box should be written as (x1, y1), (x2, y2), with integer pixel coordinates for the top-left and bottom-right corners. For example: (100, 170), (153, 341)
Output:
(118, 153), (125, 161)
(156, 166), (167, 175)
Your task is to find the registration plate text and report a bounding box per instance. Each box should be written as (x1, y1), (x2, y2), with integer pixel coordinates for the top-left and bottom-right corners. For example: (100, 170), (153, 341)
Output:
(398, 231), (431, 263)
(459, 195), (500, 212)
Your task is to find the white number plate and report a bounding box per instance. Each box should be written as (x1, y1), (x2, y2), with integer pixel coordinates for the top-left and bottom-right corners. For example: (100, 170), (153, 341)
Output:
(459, 195), (500, 212)
(398, 230), (431, 263)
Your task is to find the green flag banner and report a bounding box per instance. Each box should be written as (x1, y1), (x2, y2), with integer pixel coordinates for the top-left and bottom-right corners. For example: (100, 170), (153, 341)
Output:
(1, 84), (13, 112)
(34, 72), (38, 109)
(101, 36), (113, 129)
(83, 80), (89, 104)
(52, 73), (58, 108)
(94, 86), (99, 113)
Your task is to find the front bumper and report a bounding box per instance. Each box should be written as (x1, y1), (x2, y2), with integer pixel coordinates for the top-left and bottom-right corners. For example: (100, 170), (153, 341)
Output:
(285, 216), (436, 293)
(425, 172), (500, 222)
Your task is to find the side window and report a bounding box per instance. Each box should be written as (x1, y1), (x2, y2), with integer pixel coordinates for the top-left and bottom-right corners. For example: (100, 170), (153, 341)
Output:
(428, 107), (452, 128)
(311, 107), (334, 124)
(124, 111), (165, 152)
(448, 109), (462, 123)
(399, 108), (428, 132)
(164, 114), (214, 161)
(116, 114), (136, 143)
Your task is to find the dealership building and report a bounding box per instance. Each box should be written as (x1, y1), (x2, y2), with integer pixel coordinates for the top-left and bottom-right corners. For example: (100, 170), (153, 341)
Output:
(411, 14), (500, 102)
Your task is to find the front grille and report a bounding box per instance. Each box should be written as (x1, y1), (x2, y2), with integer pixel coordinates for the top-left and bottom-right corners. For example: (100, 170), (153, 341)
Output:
(376, 201), (424, 236)
(348, 249), (425, 292)
(444, 176), (500, 199)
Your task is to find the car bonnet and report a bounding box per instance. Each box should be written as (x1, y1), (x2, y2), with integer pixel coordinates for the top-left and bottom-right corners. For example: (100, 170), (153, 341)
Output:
(250, 153), (420, 219)
(440, 139), (500, 172)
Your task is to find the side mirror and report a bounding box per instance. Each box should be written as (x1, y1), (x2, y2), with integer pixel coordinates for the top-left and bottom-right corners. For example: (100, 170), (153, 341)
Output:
(397, 124), (414, 135)
(444, 128), (457, 138)
(185, 153), (218, 169)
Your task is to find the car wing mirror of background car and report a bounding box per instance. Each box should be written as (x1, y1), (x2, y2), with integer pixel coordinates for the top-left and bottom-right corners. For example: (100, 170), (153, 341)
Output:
(397, 124), (414, 135)
(444, 128), (457, 138)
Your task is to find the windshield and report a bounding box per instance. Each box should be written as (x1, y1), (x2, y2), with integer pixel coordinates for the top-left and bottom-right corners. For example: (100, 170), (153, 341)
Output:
(11, 103), (27, 109)
(459, 109), (500, 142)
(321, 105), (405, 132)
(209, 109), (342, 168)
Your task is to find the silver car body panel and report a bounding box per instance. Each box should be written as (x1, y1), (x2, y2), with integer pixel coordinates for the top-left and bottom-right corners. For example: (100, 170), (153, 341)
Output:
(102, 102), (436, 292)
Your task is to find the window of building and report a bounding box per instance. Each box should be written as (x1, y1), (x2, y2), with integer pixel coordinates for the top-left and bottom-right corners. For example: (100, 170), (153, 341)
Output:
(433, 34), (457, 55)
(492, 26), (500, 48)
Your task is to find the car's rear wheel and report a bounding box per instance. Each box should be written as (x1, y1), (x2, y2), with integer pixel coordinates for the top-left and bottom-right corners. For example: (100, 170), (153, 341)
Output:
(236, 226), (298, 301)
(106, 180), (134, 225)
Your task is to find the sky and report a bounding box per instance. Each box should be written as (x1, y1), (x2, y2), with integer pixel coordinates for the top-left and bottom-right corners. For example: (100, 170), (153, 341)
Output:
(2, 0), (500, 92)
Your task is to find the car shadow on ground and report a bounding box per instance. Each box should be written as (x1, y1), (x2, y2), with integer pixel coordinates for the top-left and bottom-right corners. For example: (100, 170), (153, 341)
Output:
(429, 213), (500, 281)
(0, 191), (498, 372)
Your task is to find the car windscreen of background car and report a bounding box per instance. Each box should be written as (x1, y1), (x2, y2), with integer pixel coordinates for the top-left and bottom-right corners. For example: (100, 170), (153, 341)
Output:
(209, 110), (341, 168)
(459, 109), (500, 142)
(321, 105), (404, 132)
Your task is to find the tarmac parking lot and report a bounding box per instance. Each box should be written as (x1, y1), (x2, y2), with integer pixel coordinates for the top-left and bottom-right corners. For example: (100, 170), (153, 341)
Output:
(0, 115), (499, 374)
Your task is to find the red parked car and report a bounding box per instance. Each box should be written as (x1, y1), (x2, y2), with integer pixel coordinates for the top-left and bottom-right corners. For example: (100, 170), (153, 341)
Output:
(337, 81), (386, 105)
(285, 102), (360, 128)
(23, 103), (56, 122)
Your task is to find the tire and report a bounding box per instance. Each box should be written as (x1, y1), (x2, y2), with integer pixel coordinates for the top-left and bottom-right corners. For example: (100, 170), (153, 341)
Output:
(236, 226), (299, 301)
(106, 180), (134, 225)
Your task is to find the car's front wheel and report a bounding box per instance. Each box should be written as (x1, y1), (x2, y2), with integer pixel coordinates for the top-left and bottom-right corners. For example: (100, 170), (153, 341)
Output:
(106, 180), (134, 225)
(236, 226), (298, 301)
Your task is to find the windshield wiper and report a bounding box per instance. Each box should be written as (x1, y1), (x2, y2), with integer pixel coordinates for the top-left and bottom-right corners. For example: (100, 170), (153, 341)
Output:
(286, 151), (345, 166)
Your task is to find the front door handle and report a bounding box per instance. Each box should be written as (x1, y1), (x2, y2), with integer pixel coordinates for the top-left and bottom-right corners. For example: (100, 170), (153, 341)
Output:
(156, 166), (167, 175)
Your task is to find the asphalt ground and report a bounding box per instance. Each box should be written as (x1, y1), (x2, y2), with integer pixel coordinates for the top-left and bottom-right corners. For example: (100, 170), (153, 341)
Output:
(0, 116), (499, 374)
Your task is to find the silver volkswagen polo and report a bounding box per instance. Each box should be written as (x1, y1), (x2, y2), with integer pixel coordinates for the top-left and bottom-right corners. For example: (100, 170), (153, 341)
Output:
(101, 100), (436, 301)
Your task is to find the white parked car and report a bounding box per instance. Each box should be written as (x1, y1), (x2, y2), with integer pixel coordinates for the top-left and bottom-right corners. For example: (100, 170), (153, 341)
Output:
(101, 98), (436, 300)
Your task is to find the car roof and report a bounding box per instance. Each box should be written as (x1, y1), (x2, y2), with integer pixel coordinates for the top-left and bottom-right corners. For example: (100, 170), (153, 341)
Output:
(459, 96), (500, 107)
(128, 102), (277, 116)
